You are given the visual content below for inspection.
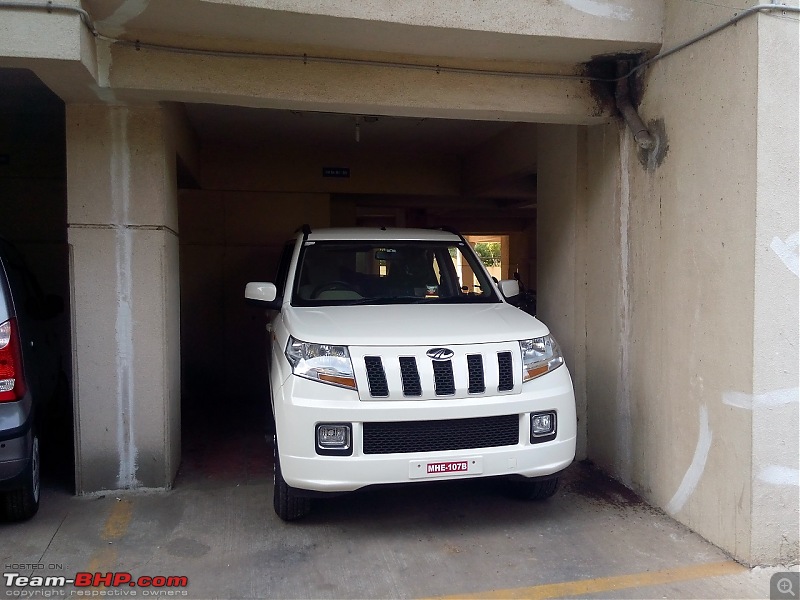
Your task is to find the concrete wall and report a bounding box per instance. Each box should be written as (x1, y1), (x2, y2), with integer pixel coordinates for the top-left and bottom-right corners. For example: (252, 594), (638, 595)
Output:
(199, 145), (461, 196)
(179, 190), (330, 419)
(537, 125), (588, 461)
(536, 2), (798, 565)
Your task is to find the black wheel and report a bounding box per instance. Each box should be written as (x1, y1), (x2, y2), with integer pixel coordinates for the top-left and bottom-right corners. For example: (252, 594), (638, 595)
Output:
(273, 437), (311, 521)
(3, 434), (41, 521)
(505, 476), (559, 501)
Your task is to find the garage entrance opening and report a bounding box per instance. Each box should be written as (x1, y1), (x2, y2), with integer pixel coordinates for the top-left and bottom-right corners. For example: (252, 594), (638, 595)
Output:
(177, 105), (538, 472)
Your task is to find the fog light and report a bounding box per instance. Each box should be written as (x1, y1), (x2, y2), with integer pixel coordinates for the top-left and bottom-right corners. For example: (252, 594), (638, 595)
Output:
(315, 423), (352, 456)
(531, 411), (557, 443)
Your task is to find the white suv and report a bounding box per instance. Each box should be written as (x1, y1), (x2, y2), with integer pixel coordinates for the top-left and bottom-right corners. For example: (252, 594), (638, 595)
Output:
(246, 227), (576, 520)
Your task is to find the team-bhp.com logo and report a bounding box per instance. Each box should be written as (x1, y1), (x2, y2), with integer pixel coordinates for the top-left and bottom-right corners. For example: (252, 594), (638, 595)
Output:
(3, 571), (189, 597)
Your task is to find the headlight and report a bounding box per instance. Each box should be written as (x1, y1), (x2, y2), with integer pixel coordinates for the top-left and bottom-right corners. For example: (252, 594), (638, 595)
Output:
(285, 337), (357, 390)
(520, 335), (564, 382)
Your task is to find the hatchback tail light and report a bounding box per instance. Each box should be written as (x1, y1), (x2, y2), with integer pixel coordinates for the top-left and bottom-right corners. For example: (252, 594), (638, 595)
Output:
(0, 318), (27, 402)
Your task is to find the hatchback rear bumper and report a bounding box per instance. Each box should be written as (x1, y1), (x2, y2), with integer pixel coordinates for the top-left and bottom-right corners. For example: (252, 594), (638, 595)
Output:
(0, 430), (31, 489)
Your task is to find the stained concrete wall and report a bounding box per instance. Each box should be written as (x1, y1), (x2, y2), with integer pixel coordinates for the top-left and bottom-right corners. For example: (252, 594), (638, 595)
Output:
(619, 2), (798, 566)
(537, 2), (798, 565)
(67, 104), (181, 492)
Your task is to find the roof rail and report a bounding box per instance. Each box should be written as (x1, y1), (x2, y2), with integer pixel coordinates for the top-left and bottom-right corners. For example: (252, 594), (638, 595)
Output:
(296, 224), (312, 242)
(432, 225), (469, 246)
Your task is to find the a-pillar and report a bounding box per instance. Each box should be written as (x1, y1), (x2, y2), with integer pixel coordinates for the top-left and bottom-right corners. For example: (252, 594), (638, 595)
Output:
(67, 104), (180, 493)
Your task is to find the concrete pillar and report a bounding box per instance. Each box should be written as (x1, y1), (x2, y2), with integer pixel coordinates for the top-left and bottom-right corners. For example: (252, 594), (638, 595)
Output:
(750, 11), (799, 565)
(67, 104), (180, 493)
(536, 124), (588, 461)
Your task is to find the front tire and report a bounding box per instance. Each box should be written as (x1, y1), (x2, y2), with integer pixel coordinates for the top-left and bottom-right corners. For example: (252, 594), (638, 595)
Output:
(505, 476), (559, 501)
(3, 434), (41, 521)
(273, 437), (311, 521)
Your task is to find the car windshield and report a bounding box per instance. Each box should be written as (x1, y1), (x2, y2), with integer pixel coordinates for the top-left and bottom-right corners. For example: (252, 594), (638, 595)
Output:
(291, 240), (501, 306)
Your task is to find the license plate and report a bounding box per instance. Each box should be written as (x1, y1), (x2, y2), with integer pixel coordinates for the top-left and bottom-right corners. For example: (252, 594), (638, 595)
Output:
(409, 456), (483, 479)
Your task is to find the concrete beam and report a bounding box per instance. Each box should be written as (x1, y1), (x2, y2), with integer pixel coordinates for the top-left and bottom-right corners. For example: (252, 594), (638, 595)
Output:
(102, 43), (606, 124)
(0, 3), (101, 102)
(83, 0), (662, 65)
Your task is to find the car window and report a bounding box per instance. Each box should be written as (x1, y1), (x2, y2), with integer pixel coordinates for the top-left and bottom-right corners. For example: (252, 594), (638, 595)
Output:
(291, 240), (500, 306)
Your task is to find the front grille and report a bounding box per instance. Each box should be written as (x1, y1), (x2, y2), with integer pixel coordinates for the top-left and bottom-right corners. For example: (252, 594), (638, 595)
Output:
(467, 354), (485, 394)
(399, 357), (422, 396)
(497, 352), (514, 391)
(357, 345), (520, 400)
(363, 414), (519, 454)
(432, 360), (455, 395)
(364, 356), (388, 397)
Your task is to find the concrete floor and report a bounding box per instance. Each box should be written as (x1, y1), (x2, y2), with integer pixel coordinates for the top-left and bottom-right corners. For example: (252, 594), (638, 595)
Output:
(1, 416), (795, 600)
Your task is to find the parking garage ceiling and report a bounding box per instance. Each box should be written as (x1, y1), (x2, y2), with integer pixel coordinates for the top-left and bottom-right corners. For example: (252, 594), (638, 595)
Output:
(1, 66), (538, 205)
(184, 103), (515, 154)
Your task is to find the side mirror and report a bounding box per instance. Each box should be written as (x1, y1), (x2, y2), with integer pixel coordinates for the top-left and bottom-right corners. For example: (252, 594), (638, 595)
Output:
(497, 279), (520, 299)
(245, 282), (280, 309)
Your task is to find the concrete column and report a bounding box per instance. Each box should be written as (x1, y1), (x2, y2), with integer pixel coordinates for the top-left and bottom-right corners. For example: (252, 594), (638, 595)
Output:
(67, 104), (180, 493)
(536, 124), (588, 460)
(750, 11), (799, 565)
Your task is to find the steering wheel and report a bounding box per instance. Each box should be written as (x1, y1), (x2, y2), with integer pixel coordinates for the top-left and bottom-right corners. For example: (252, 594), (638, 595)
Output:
(311, 281), (359, 298)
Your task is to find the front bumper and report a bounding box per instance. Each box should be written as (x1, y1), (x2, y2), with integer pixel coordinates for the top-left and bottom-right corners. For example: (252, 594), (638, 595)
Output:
(274, 365), (577, 492)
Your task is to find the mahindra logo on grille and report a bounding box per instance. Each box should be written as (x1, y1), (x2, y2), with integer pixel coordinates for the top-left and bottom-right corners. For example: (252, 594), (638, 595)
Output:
(426, 347), (454, 361)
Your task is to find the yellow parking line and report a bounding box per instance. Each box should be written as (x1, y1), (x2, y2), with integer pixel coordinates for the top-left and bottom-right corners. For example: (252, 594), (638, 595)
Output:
(86, 547), (118, 575)
(430, 560), (746, 600)
(85, 499), (134, 584)
(101, 499), (133, 540)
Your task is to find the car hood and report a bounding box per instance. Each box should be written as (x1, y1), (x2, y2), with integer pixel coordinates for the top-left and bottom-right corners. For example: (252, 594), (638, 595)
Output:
(281, 302), (550, 346)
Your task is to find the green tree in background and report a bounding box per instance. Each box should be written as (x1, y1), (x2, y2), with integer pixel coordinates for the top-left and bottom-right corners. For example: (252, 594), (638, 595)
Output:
(474, 242), (501, 267)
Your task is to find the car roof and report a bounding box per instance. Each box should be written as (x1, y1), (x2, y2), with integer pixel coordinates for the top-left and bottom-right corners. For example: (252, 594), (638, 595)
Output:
(304, 227), (462, 242)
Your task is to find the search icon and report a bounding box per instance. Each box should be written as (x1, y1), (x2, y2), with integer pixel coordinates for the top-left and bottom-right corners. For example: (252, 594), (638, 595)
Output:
(778, 577), (796, 597)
